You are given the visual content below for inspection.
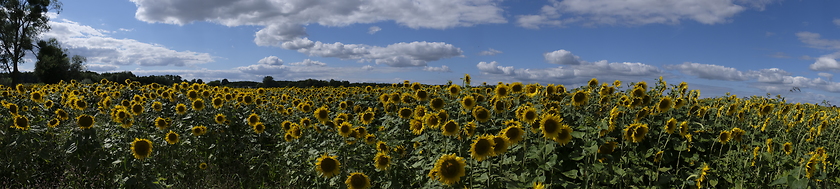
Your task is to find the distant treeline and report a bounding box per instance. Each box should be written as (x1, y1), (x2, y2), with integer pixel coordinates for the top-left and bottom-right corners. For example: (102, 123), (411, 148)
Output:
(0, 71), (393, 88)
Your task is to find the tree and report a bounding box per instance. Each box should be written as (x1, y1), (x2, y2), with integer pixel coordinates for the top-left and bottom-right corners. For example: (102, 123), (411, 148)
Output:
(221, 78), (229, 85)
(34, 38), (69, 84)
(0, 0), (62, 85)
(262, 76), (276, 88)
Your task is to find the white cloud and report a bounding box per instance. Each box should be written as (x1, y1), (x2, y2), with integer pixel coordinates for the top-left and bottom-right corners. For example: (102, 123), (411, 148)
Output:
(544, 49), (581, 65)
(41, 18), (215, 67)
(362, 65), (374, 71)
(810, 56), (840, 71)
(368, 26), (381, 34)
(665, 62), (752, 81)
(118, 28), (134, 32)
(423, 65), (451, 72)
(254, 23), (308, 46)
(819, 72), (833, 81)
(797, 32), (840, 50)
(282, 39), (463, 67)
(85, 64), (119, 72)
(478, 59), (663, 85)
(479, 48), (502, 56)
(516, 0), (778, 28)
(477, 61), (514, 75)
(834, 18), (840, 27)
(289, 59), (326, 66)
(258, 56), (284, 66)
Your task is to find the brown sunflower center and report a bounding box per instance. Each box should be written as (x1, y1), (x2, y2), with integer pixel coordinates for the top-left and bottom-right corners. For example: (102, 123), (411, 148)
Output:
(474, 139), (492, 155)
(321, 158), (337, 172)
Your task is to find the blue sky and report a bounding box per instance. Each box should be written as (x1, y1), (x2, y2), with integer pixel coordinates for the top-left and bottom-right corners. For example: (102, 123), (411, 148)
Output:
(27, 0), (840, 103)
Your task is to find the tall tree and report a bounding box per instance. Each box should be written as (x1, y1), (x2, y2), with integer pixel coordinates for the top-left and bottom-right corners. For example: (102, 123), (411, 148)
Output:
(33, 38), (67, 84)
(0, 0), (61, 85)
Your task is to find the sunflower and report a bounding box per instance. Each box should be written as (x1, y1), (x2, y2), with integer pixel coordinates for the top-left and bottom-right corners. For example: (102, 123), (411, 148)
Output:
(77, 114), (95, 129)
(783, 142), (792, 155)
(192, 98), (205, 111)
(598, 141), (618, 154)
(533, 182), (545, 189)
(316, 154), (341, 178)
(448, 84), (461, 96)
(151, 101), (163, 112)
(155, 117), (170, 130)
(345, 172), (371, 189)
(338, 122), (354, 137)
(492, 135), (510, 155)
(717, 130), (731, 145)
(501, 123), (525, 144)
(432, 153), (466, 185)
(766, 138), (774, 153)
(253, 122), (266, 134)
(664, 118), (677, 134)
(30, 90), (45, 103)
(424, 114), (440, 129)
(199, 163), (208, 170)
(441, 120), (459, 137)
(48, 118), (60, 128)
(472, 106), (491, 123)
(805, 156), (819, 179)
(44, 100), (54, 109)
(131, 103), (144, 115)
(634, 107), (650, 122)
(463, 121), (476, 137)
(674, 98), (686, 109)
(373, 152), (391, 171)
(464, 74), (471, 85)
(410, 119), (424, 135)
(175, 103), (188, 115)
(470, 134), (495, 161)
(429, 98), (445, 111)
(131, 138), (153, 160)
(12, 115), (29, 130)
(214, 114), (226, 124)
(73, 98), (87, 110)
(165, 130), (180, 144)
(192, 125), (207, 136)
(414, 105), (427, 119)
(247, 113), (260, 127)
(300, 117), (312, 128)
(657, 96), (672, 112)
(695, 163), (710, 188)
(397, 107), (413, 119)
(461, 95), (476, 110)
(355, 126), (368, 139)
(571, 90), (588, 107)
(360, 111), (375, 125)
(624, 123), (649, 143)
(731, 127), (745, 142)
(415, 90), (430, 101)
(314, 106), (330, 122)
(525, 84), (540, 97)
(540, 114), (563, 140)
(520, 106), (538, 125)
(495, 84), (510, 98)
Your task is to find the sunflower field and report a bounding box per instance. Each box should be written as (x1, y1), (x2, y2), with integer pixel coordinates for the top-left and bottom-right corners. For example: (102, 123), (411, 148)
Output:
(1, 75), (839, 188)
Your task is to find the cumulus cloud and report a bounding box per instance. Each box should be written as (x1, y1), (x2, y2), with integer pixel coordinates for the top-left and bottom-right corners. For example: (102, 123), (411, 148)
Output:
(544, 49), (581, 65)
(368, 26), (381, 34)
(289, 59), (326, 66)
(516, 0), (777, 28)
(819, 72), (833, 81)
(809, 57), (840, 71)
(665, 62), (752, 81)
(477, 61), (514, 75)
(797, 32), (840, 50)
(281, 38), (463, 67)
(41, 18), (214, 67)
(423, 65), (452, 72)
(85, 64), (119, 72)
(479, 48), (502, 56)
(258, 56), (283, 65)
(478, 60), (663, 85)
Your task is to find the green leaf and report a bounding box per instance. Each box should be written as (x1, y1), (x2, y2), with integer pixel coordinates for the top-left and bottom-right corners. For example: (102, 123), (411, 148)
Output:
(571, 131), (584, 138)
(658, 167), (671, 172)
(563, 169), (578, 179)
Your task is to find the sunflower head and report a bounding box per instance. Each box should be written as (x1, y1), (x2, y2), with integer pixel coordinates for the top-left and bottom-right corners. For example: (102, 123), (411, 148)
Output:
(433, 153), (466, 185)
(520, 106), (538, 125)
(155, 117), (170, 130)
(424, 113), (440, 129)
(192, 98), (205, 111)
(783, 142), (793, 155)
(410, 118), (424, 135)
(492, 135), (510, 155)
(398, 107), (413, 119)
(624, 123), (649, 143)
(77, 114), (95, 129)
(448, 84), (461, 96)
(441, 120), (459, 137)
(165, 130), (180, 144)
(463, 121), (477, 137)
(12, 115), (29, 130)
(571, 90), (588, 106)
(718, 130), (731, 144)
(214, 114), (227, 124)
(345, 172), (371, 189)
(48, 118), (60, 128)
(598, 141), (618, 154)
(373, 152), (391, 171)
(470, 134), (495, 161)
(472, 106), (491, 123)
(131, 138), (153, 160)
(175, 103), (188, 114)
(657, 96), (673, 112)
(429, 98), (445, 111)
(461, 95), (476, 110)
(253, 122), (266, 134)
(314, 106), (331, 122)
(316, 154), (341, 178)
(192, 125), (208, 136)
(415, 90), (429, 101)
(151, 101), (163, 112)
(501, 122), (525, 144)
(495, 84), (510, 98)
(360, 111), (375, 125)
(664, 118), (677, 134)
(338, 122), (354, 137)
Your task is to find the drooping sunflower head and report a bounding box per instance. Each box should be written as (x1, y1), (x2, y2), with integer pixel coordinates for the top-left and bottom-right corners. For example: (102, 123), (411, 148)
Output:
(631, 87), (646, 97)
(731, 127), (745, 142)
(783, 142), (793, 155)
(345, 172), (371, 189)
(624, 123), (649, 143)
(470, 134), (495, 161)
(316, 154), (341, 178)
(472, 106), (491, 123)
(77, 114), (95, 129)
(355, 126), (368, 139)
(664, 118), (677, 134)
(410, 118), (424, 135)
(433, 153), (466, 185)
(718, 130), (731, 144)
(598, 141), (618, 154)
(165, 130), (180, 144)
(588, 78), (599, 87)
(131, 138), (153, 160)
(657, 96), (673, 112)
(463, 121), (477, 137)
(441, 120), (459, 137)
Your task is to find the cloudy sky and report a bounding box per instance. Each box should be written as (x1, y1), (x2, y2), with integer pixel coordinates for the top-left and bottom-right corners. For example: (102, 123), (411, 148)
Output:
(28, 0), (840, 103)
